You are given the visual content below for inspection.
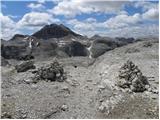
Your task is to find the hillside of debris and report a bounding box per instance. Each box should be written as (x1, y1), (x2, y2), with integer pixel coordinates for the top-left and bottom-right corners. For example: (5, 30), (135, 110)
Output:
(1, 38), (159, 119)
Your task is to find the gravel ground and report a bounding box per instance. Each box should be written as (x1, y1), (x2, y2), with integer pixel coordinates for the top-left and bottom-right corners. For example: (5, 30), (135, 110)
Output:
(1, 39), (159, 119)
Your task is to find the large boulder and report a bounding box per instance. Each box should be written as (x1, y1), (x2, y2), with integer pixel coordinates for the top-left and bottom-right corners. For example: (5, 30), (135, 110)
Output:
(117, 60), (149, 92)
(34, 60), (65, 82)
(15, 61), (36, 72)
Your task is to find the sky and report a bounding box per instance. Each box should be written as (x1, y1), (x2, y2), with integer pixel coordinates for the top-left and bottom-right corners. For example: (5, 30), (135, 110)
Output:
(0, 0), (159, 40)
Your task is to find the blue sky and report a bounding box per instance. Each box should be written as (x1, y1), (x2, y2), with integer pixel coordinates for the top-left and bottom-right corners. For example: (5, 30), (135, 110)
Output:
(0, 0), (159, 40)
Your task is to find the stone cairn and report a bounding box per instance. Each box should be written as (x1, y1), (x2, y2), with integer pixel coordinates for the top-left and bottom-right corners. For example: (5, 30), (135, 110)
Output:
(34, 59), (65, 82)
(117, 60), (149, 92)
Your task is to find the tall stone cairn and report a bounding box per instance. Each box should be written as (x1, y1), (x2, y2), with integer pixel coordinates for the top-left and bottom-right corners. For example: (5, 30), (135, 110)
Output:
(34, 59), (65, 82)
(117, 60), (149, 92)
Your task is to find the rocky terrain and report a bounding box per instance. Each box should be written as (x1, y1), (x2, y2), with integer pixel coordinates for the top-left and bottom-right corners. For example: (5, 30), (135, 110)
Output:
(1, 24), (159, 119)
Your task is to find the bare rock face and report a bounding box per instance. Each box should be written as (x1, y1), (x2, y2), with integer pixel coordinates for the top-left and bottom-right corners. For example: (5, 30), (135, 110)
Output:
(117, 60), (149, 92)
(1, 43), (34, 60)
(62, 41), (89, 57)
(15, 61), (35, 72)
(34, 60), (65, 82)
(90, 39), (119, 58)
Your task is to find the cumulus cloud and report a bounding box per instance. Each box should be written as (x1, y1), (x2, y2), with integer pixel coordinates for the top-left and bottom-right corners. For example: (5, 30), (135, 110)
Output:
(66, 10), (158, 38)
(1, 12), (60, 40)
(104, 24), (159, 38)
(105, 13), (142, 29)
(134, 1), (158, 11)
(27, 3), (45, 11)
(134, 1), (159, 21)
(66, 18), (104, 36)
(142, 8), (159, 20)
(48, 1), (91, 17)
(1, 1), (159, 39)
(17, 12), (60, 29)
(67, 19), (95, 32)
(0, 13), (20, 40)
(49, 0), (127, 17)
(37, 0), (45, 4)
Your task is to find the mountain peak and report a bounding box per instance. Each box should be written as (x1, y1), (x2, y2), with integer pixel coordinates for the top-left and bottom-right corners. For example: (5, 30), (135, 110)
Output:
(32, 23), (81, 39)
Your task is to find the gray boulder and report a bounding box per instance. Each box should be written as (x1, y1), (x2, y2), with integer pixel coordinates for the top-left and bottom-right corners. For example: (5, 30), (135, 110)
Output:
(15, 61), (35, 72)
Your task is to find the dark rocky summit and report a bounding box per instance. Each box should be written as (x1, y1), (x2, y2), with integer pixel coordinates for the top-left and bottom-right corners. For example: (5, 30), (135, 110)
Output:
(32, 24), (81, 39)
(117, 60), (149, 92)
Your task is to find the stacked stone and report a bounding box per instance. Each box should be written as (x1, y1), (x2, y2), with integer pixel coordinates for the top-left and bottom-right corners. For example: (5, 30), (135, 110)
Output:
(34, 60), (64, 82)
(118, 60), (149, 92)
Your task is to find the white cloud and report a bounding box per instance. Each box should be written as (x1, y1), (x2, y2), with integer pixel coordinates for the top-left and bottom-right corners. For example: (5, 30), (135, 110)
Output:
(8, 15), (19, 19)
(48, 1), (90, 17)
(17, 12), (60, 29)
(134, 1), (158, 11)
(37, 0), (45, 4)
(142, 8), (159, 20)
(67, 19), (95, 31)
(27, 3), (45, 11)
(85, 18), (97, 22)
(66, 12), (158, 38)
(105, 13), (141, 29)
(134, 1), (159, 21)
(0, 13), (20, 40)
(83, 1), (127, 13)
(1, 1), (159, 40)
(1, 11), (60, 40)
(49, 0), (127, 17)
(66, 18), (105, 36)
(104, 24), (159, 38)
